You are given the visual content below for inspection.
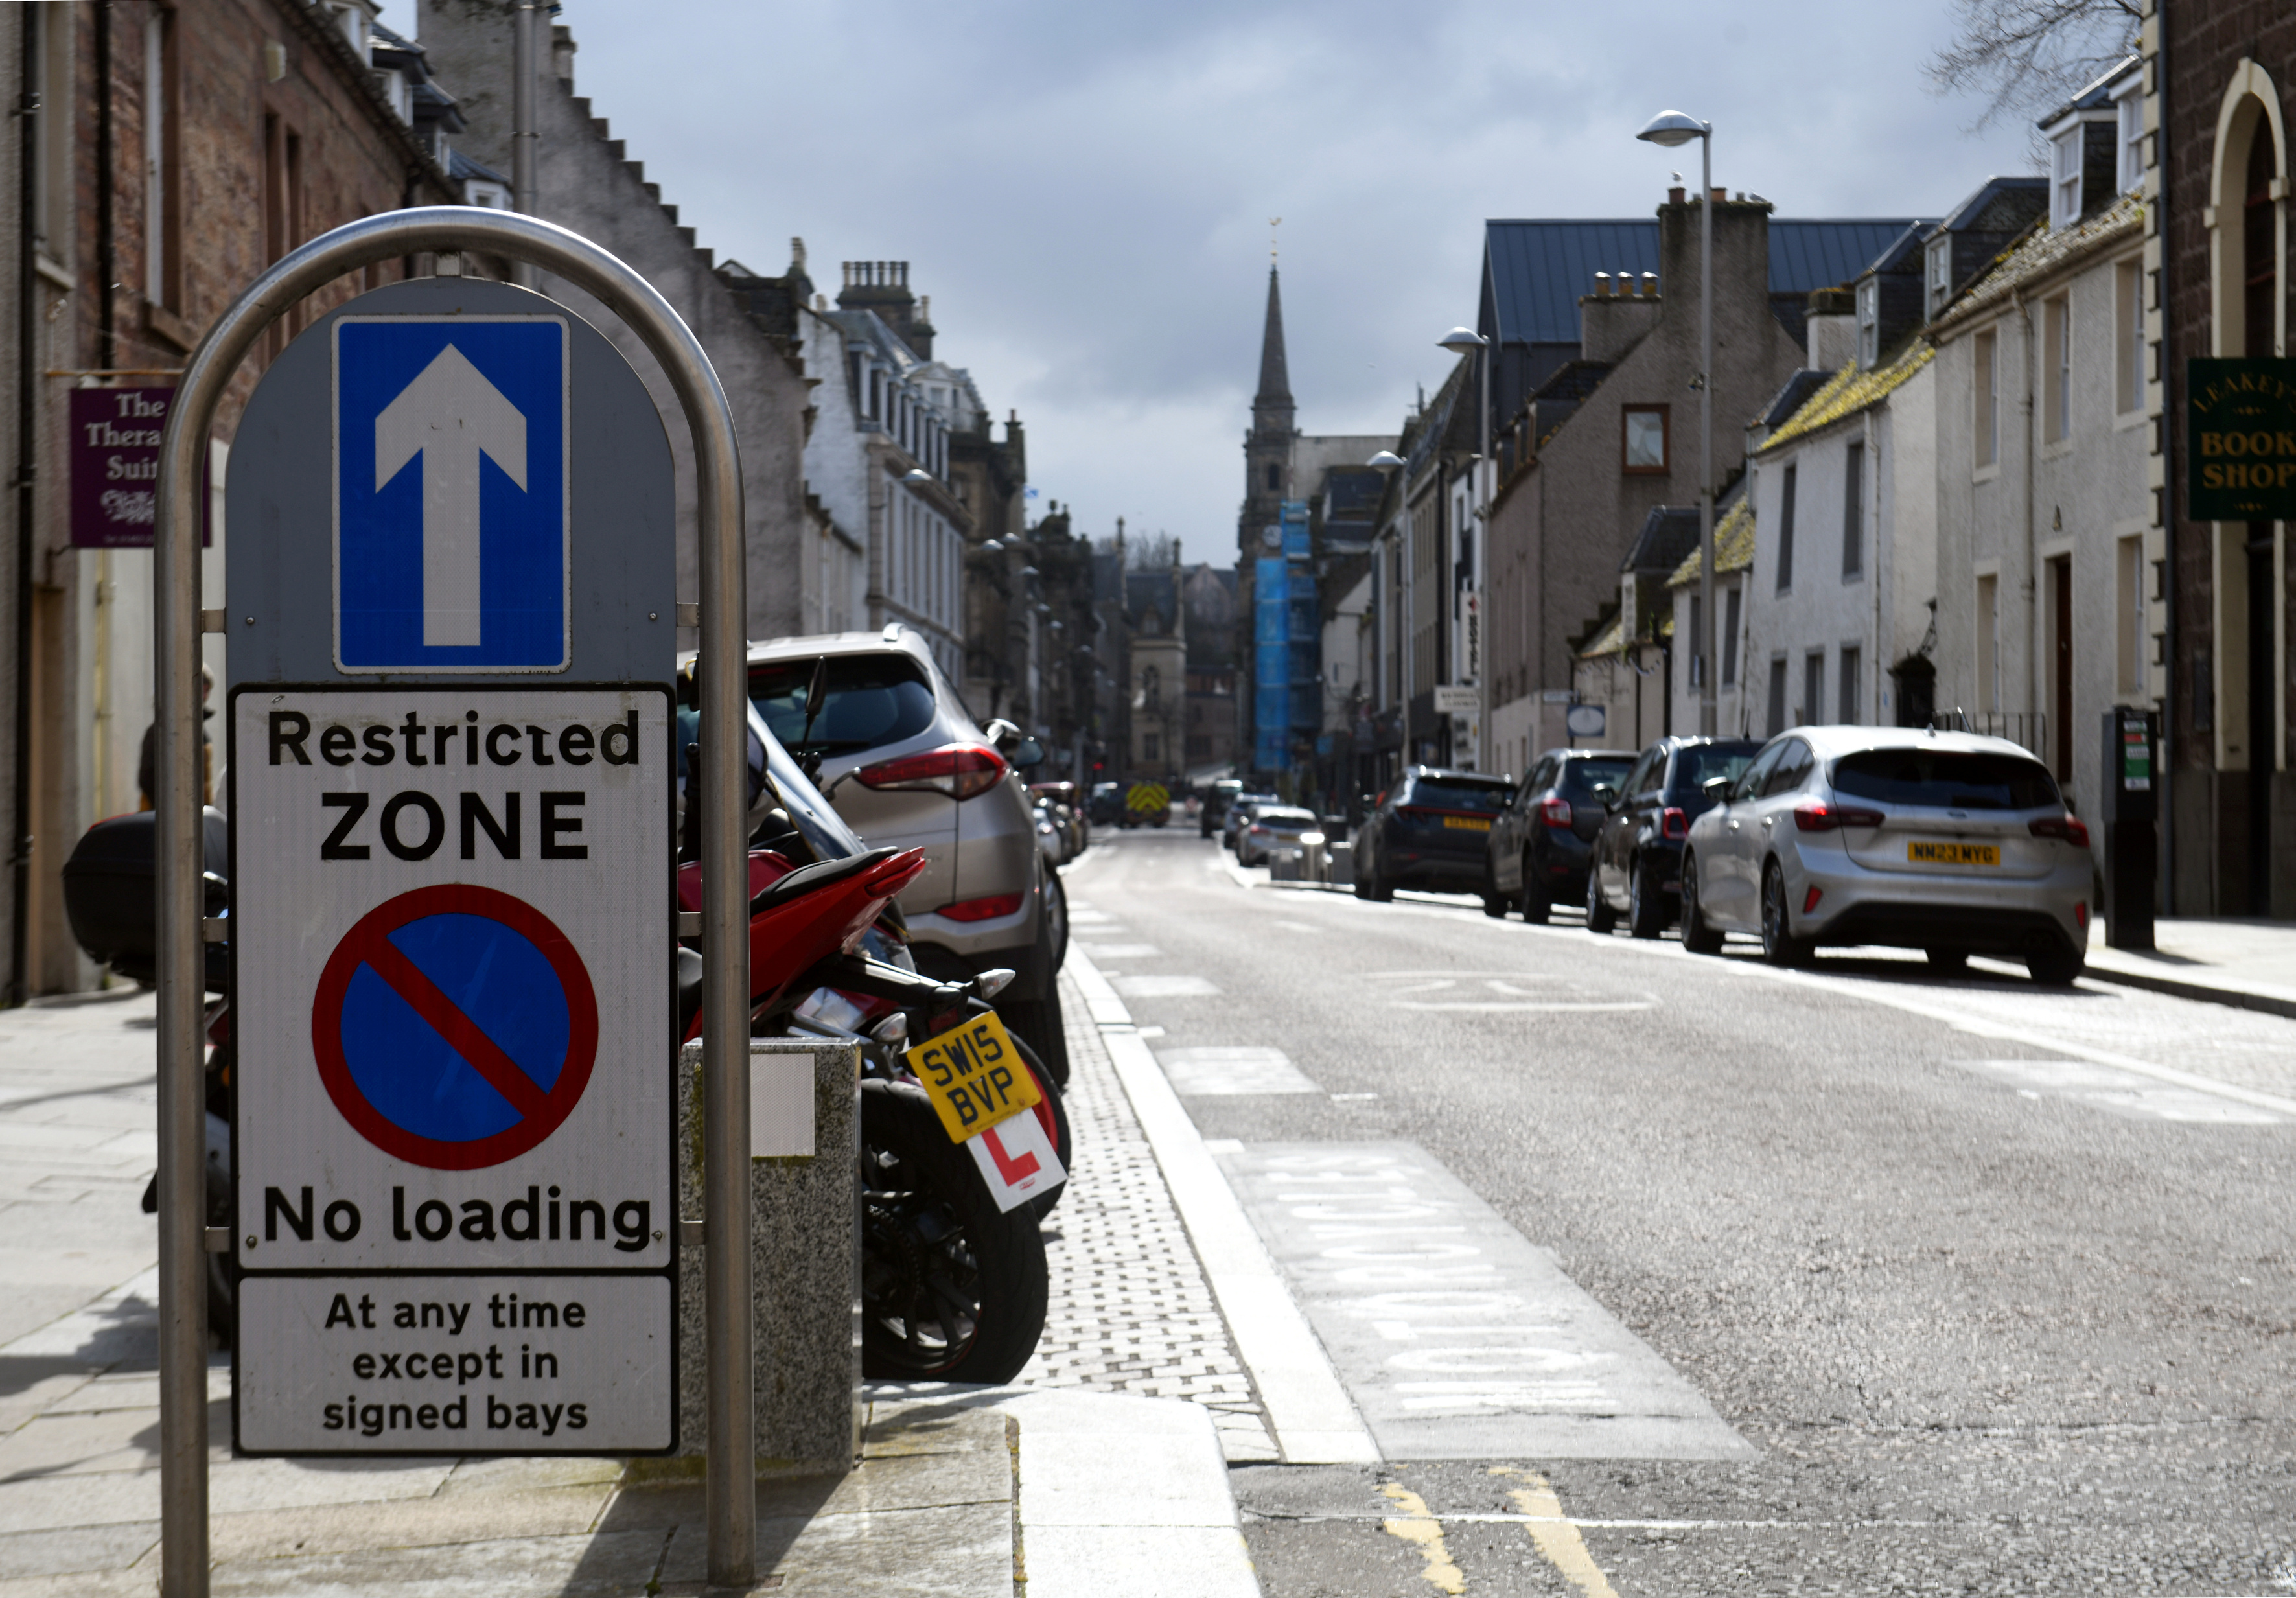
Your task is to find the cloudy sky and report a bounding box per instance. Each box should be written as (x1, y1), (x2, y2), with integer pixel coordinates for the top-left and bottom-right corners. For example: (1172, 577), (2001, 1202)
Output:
(537, 1), (2042, 564)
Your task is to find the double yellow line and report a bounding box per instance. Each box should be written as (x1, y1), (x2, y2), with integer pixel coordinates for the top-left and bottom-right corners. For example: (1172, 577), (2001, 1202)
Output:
(1378, 1470), (1621, 1597)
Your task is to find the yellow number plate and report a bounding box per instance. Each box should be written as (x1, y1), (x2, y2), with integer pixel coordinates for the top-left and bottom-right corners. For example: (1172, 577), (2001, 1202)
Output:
(1908, 840), (2000, 867)
(1443, 816), (1492, 832)
(905, 1010), (1040, 1143)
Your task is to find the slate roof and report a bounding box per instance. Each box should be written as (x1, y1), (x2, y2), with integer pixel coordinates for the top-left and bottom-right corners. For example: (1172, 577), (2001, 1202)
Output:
(1929, 193), (2142, 338)
(1480, 217), (1920, 345)
(1662, 494), (1757, 588)
(1757, 343), (1936, 455)
(1621, 506), (1702, 576)
(1759, 369), (1833, 431)
(2039, 56), (2141, 127)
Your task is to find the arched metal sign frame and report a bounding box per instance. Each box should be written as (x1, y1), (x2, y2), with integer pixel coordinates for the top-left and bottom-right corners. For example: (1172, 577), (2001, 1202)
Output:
(152, 208), (756, 1595)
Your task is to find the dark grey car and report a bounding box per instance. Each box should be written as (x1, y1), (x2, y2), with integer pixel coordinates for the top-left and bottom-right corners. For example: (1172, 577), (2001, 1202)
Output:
(1485, 749), (1633, 921)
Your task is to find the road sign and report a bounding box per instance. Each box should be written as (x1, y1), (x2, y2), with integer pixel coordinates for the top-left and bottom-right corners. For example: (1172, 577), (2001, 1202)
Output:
(335, 316), (570, 671)
(1433, 684), (1478, 716)
(1565, 702), (1607, 737)
(234, 687), (671, 1275)
(311, 884), (600, 1171)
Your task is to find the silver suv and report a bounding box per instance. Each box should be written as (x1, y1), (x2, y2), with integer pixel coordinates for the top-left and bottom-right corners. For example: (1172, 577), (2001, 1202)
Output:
(1679, 726), (2092, 984)
(745, 627), (1069, 1074)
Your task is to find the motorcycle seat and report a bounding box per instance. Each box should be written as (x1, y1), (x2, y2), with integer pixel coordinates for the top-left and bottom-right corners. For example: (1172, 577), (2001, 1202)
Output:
(747, 846), (902, 918)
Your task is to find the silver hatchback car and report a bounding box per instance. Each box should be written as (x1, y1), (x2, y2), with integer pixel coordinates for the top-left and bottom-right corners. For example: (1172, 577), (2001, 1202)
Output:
(1678, 726), (2093, 984)
(744, 628), (1068, 1072)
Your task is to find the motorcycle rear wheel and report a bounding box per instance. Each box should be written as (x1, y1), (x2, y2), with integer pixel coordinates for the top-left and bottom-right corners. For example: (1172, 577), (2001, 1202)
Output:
(859, 1081), (1048, 1384)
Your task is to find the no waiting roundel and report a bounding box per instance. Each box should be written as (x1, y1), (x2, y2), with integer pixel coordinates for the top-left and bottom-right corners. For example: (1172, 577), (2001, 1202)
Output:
(310, 884), (599, 1170)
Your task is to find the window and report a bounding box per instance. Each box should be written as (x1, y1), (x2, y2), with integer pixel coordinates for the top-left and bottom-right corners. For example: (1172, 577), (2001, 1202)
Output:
(1721, 586), (1740, 685)
(1144, 734), (1159, 761)
(1766, 657), (1789, 736)
(1857, 277), (1879, 367)
(1803, 652), (1825, 727)
(1735, 739), (1784, 801)
(1775, 463), (1798, 591)
(1925, 235), (1954, 319)
(2043, 294), (2071, 443)
(2116, 79), (2144, 193)
(1838, 646), (1861, 724)
(2115, 258), (2143, 414)
(1767, 739), (1815, 796)
(1265, 463), (1279, 491)
(1833, 750), (2059, 810)
(2050, 125), (2083, 228)
(1841, 441), (1864, 579)
(1976, 573), (2000, 713)
(1974, 329), (1999, 467)
(1621, 406), (1669, 472)
(144, 5), (180, 310)
(2116, 534), (2146, 695)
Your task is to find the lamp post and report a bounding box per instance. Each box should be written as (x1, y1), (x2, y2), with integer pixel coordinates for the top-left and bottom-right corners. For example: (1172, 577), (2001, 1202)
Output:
(1636, 109), (1716, 737)
(1439, 327), (1489, 770)
(1367, 448), (1406, 767)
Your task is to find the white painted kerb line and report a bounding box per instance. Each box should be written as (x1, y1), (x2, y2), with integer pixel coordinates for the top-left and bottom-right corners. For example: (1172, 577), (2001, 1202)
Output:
(1066, 947), (1379, 1465)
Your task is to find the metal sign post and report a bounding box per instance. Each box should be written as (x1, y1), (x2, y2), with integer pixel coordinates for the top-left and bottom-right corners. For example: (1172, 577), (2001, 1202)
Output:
(154, 209), (754, 1595)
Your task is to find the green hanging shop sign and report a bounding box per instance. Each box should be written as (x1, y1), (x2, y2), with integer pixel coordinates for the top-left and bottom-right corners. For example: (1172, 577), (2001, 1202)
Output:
(2188, 358), (2296, 520)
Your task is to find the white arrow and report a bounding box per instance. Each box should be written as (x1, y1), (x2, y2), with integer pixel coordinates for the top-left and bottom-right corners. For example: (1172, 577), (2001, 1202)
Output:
(375, 343), (528, 648)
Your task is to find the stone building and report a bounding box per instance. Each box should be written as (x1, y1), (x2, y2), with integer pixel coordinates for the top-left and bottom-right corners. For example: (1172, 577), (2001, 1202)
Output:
(417, 0), (817, 651)
(4, 0), (473, 1000)
(1476, 200), (1913, 784)
(2150, 0), (2295, 916)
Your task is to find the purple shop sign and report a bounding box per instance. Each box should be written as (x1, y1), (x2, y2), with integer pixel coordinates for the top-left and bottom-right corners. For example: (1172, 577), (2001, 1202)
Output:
(69, 386), (209, 548)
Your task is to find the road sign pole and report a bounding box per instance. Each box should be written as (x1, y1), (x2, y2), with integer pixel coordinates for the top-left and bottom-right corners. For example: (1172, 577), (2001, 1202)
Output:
(155, 207), (753, 1597)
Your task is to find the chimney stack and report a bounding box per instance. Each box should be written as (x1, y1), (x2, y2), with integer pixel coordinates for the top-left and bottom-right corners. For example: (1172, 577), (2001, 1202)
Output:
(1668, 185), (1686, 205)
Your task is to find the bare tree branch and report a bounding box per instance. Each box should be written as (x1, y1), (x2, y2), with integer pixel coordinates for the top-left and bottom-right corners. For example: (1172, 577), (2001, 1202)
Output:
(1928, 0), (2142, 132)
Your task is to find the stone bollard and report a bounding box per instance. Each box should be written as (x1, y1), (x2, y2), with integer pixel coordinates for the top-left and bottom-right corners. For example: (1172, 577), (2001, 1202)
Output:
(676, 1037), (861, 1471)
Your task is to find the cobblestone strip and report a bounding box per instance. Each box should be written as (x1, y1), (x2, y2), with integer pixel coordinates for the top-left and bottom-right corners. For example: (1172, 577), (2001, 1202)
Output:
(1016, 971), (1279, 1462)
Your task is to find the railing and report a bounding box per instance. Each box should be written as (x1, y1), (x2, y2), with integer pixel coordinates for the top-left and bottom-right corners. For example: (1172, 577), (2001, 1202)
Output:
(1930, 708), (2047, 758)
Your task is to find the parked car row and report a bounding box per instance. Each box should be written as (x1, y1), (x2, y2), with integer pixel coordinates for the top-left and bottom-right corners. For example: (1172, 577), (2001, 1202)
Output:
(1351, 728), (2096, 986)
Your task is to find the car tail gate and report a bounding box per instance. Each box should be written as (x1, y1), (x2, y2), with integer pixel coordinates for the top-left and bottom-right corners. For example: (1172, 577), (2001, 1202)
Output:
(1826, 748), (2065, 880)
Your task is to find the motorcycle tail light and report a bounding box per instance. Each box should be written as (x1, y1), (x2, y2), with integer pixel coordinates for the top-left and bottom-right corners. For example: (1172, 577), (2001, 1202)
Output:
(205, 1008), (231, 1048)
(853, 743), (1008, 800)
(2030, 815), (2091, 848)
(1793, 802), (1884, 832)
(937, 892), (1023, 922)
(1538, 796), (1573, 828)
(975, 967), (1017, 999)
(1660, 806), (1688, 840)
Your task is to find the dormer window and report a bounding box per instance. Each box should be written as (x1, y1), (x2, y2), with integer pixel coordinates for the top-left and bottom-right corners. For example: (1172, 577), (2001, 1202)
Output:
(1857, 277), (1880, 367)
(2050, 126), (2083, 229)
(1925, 235), (1953, 320)
(2115, 76), (2144, 192)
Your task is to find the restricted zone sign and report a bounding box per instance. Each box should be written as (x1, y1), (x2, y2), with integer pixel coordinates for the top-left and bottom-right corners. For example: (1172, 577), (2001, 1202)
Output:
(227, 276), (678, 1455)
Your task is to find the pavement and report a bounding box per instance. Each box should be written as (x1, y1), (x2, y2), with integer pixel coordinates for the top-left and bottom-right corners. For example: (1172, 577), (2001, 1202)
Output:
(2081, 916), (2296, 1017)
(0, 979), (1260, 1597)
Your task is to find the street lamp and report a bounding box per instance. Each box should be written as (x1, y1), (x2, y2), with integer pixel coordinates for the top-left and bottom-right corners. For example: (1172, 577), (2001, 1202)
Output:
(1367, 448), (1407, 766)
(1438, 327), (1490, 770)
(1636, 108), (1717, 737)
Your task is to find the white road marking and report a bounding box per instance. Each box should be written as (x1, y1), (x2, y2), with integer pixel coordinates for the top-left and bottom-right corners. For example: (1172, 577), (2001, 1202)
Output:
(1955, 1059), (2285, 1124)
(1069, 909), (1120, 925)
(1363, 971), (1658, 1013)
(1078, 942), (1162, 959)
(1214, 1142), (1752, 1461)
(1111, 975), (1223, 998)
(1065, 949), (1379, 1465)
(1159, 1047), (1322, 1096)
(1273, 920), (1322, 934)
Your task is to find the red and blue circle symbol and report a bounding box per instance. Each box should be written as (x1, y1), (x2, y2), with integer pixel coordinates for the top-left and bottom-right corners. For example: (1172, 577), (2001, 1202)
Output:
(311, 885), (599, 1170)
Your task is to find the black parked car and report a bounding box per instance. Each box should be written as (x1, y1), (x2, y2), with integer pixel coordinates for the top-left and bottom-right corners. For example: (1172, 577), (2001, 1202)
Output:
(1352, 767), (1515, 901)
(1483, 748), (1634, 921)
(1587, 736), (1763, 938)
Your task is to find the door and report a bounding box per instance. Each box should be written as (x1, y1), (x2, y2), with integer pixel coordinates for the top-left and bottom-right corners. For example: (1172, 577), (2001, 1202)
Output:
(1599, 750), (1656, 905)
(1704, 741), (1783, 927)
(2048, 555), (2072, 779)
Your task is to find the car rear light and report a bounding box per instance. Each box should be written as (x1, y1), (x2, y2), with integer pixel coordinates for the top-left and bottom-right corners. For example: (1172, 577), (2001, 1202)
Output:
(1660, 806), (1688, 840)
(853, 743), (1008, 801)
(1538, 796), (1573, 828)
(1792, 802), (1885, 832)
(2074, 900), (2089, 932)
(1803, 885), (1823, 914)
(936, 892), (1023, 922)
(2030, 815), (2091, 848)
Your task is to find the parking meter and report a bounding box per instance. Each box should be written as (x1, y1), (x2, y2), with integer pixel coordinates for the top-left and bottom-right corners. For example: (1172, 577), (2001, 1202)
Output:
(2098, 707), (2158, 951)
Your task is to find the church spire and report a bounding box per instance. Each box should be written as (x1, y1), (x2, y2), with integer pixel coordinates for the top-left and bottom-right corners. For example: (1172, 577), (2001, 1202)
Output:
(1254, 265), (1293, 414)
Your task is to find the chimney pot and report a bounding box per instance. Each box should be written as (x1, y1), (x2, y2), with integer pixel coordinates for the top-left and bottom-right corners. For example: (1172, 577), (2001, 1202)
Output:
(1640, 272), (1658, 297)
(1710, 186), (1726, 204)
(1668, 185), (1686, 205)
(1594, 271), (1610, 296)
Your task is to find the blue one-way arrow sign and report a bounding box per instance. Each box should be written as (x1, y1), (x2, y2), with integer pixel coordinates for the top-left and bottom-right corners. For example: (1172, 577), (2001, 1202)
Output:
(334, 316), (568, 671)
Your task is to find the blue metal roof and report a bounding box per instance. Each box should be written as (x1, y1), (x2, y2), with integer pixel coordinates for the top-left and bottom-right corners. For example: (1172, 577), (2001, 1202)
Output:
(1482, 217), (1921, 345)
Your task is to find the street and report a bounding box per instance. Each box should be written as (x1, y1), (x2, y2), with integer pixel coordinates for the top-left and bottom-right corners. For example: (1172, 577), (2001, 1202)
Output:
(1059, 827), (2296, 1597)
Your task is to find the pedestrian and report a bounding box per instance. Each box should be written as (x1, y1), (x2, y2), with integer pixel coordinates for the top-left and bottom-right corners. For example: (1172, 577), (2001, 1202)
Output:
(138, 663), (215, 809)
